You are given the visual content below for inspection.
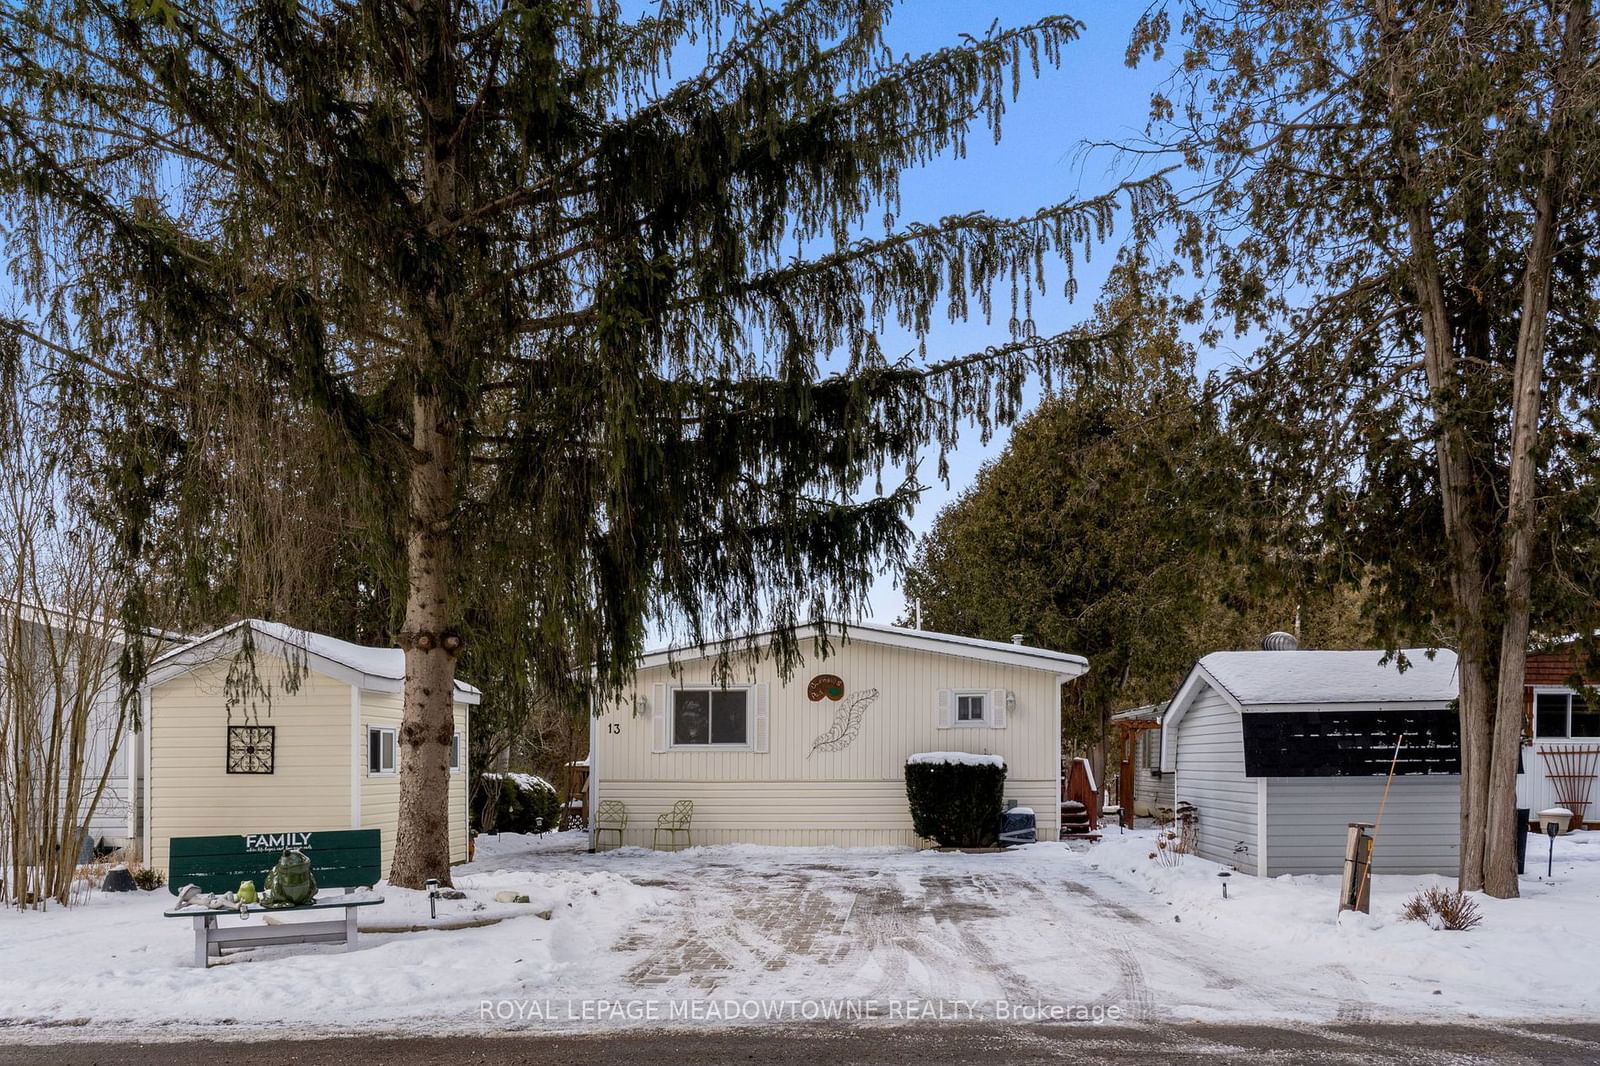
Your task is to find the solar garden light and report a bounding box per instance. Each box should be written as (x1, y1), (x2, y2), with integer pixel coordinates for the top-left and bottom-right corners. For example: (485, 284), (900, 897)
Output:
(1218, 870), (1231, 899)
(1538, 808), (1571, 880)
(426, 878), (441, 920)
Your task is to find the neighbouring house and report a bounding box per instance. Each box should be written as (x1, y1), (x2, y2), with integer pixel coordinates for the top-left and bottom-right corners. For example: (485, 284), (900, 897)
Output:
(134, 620), (478, 878)
(0, 601), (176, 851)
(1160, 643), (1461, 876)
(1111, 702), (1173, 819)
(1519, 642), (1600, 828)
(589, 622), (1088, 848)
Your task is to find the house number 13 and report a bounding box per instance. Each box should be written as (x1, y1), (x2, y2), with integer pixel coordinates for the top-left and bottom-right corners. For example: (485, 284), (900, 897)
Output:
(606, 723), (621, 734)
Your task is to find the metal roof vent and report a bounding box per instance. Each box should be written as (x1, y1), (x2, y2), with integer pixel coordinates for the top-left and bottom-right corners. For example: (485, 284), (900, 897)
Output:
(1011, 633), (1026, 646)
(1261, 631), (1299, 651)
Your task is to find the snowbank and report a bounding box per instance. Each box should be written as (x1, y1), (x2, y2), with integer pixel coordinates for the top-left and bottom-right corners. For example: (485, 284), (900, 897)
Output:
(6, 826), (1600, 1038)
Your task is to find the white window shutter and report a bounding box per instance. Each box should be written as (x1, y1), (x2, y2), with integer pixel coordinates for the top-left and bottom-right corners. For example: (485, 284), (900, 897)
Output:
(652, 683), (668, 753)
(753, 683), (770, 753)
(936, 688), (954, 729)
(989, 688), (1009, 729)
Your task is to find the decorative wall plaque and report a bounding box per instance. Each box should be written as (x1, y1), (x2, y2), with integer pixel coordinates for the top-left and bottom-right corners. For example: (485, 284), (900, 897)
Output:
(807, 674), (845, 702)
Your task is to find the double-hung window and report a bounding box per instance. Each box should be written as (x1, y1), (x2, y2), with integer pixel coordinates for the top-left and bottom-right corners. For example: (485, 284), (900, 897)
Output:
(449, 732), (463, 772)
(1534, 689), (1599, 739)
(671, 687), (750, 748)
(368, 726), (398, 774)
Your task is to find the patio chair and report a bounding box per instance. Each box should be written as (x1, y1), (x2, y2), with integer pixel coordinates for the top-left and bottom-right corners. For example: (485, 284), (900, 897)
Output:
(653, 800), (694, 851)
(595, 799), (628, 851)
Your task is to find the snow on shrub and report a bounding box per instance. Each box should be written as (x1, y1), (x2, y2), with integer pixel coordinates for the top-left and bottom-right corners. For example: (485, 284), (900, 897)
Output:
(1400, 886), (1483, 931)
(904, 752), (1006, 847)
(481, 771), (562, 834)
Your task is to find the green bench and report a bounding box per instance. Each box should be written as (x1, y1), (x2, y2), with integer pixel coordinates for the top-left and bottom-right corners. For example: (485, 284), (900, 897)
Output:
(162, 829), (384, 967)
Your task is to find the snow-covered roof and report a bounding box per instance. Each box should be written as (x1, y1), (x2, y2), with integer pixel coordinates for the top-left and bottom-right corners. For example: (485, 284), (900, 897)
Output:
(1158, 647), (1458, 773)
(149, 618), (481, 702)
(1110, 701), (1167, 723)
(636, 620), (1087, 677)
(1196, 648), (1459, 706)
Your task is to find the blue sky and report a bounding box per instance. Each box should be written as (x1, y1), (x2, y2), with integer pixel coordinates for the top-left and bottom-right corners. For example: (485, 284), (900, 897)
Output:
(856, 1), (1235, 624)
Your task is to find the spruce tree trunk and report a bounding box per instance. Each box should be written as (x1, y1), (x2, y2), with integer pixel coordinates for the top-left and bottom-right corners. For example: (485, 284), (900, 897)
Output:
(390, 388), (461, 889)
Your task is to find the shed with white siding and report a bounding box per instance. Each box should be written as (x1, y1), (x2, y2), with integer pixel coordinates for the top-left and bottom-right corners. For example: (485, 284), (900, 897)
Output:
(591, 622), (1088, 848)
(1160, 648), (1461, 876)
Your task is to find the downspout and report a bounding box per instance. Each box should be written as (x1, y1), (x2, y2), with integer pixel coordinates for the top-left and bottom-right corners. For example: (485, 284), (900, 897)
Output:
(140, 686), (152, 865)
(1056, 673), (1070, 841)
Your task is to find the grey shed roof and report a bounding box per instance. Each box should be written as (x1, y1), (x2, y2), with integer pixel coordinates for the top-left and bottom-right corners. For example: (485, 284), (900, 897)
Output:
(1197, 648), (1460, 706)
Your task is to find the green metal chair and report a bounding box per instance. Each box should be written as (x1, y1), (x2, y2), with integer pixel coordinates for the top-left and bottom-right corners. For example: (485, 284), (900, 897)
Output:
(653, 800), (694, 851)
(595, 799), (628, 851)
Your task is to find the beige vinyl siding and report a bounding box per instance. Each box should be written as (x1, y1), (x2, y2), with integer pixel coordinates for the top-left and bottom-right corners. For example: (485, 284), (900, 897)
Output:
(146, 661), (352, 875)
(1264, 775), (1459, 875)
(360, 690), (471, 872)
(596, 639), (1063, 848)
(1172, 685), (1258, 874)
(148, 659), (471, 879)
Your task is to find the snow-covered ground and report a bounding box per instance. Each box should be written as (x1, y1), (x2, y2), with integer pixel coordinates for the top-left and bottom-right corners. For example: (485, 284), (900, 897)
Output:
(1, 827), (1597, 1040)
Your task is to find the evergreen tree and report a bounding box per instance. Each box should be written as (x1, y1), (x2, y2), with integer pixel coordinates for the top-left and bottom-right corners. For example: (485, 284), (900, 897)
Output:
(0, 2), (1163, 885)
(901, 262), (1369, 772)
(1127, 0), (1600, 895)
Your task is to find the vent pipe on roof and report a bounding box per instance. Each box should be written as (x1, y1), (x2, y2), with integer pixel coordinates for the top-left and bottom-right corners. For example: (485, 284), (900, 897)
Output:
(1261, 631), (1299, 651)
(1011, 633), (1026, 646)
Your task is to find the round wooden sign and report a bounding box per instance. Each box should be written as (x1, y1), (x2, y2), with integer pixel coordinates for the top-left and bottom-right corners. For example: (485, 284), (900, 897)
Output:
(807, 674), (845, 702)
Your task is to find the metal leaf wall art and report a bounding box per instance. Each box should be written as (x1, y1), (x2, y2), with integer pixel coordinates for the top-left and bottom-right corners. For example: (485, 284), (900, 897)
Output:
(808, 688), (879, 757)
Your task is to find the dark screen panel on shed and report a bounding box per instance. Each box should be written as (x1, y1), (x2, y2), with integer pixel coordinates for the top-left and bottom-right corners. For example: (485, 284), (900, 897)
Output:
(1241, 708), (1460, 777)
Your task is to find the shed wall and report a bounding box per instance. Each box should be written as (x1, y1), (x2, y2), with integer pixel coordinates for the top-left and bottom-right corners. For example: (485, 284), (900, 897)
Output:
(1172, 686), (1258, 874)
(1264, 775), (1460, 875)
(147, 659), (469, 878)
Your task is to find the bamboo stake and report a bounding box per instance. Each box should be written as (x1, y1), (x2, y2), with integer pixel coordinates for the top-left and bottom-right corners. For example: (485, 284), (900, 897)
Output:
(1362, 733), (1407, 905)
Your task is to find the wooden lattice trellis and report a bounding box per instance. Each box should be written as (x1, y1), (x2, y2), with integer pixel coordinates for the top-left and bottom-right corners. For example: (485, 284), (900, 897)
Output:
(1539, 745), (1600, 827)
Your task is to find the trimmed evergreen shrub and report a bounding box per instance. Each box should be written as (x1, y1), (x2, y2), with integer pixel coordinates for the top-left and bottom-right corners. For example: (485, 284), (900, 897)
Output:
(481, 772), (563, 834)
(904, 755), (1007, 847)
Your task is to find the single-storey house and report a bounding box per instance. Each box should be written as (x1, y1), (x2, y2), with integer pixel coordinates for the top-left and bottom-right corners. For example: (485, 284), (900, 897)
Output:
(133, 620), (478, 878)
(1518, 642), (1599, 828)
(0, 601), (179, 851)
(1160, 646), (1461, 876)
(589, 622), (1088, 848)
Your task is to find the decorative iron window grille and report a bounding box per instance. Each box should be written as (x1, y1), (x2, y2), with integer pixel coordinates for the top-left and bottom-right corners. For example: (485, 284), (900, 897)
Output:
(227, 725), (275, 774)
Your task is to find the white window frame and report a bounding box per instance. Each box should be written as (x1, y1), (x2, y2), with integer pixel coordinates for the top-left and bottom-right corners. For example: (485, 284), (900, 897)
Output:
(953, 690), (989, 727)
(1533, 686), (1597, 740)
(668, 685), (754, 751)
(449, 732), (462, 773)
(368, 726), (398, 775)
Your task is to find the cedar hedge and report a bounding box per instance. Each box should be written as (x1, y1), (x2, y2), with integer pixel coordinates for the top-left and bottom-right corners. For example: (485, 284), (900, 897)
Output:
(904, 757), (1006, 847)
(481, 772), (563, 834)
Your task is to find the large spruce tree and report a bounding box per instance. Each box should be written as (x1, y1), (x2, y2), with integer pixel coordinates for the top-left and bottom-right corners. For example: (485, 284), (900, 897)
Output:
(1128, 1), (1600, 896)
(0, 1), (1161, 885)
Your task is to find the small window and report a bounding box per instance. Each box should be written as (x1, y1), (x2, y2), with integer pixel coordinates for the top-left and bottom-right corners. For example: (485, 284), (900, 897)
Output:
(449, 732), (462, 772)
(955, 692), (987, 725)
(227, 725), (275, 774)
(1536, 691), (1599, 740)
(671, 688), (750, 747)
(368, 726), (397, 774)
(1536, 692), (1570, 738)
